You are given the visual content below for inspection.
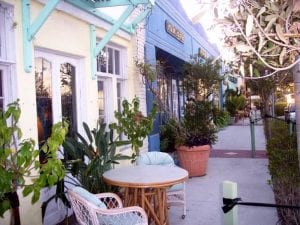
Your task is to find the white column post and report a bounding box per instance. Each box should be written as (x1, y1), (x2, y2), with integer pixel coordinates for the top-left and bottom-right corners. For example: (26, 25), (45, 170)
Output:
(223, 180), (238, 225)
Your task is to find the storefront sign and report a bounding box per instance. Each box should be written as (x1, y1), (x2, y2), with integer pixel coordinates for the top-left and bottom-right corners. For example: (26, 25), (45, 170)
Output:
(165, 20), (184, 43)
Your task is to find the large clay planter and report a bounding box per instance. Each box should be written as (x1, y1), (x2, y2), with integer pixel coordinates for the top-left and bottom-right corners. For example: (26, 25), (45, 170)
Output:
(177, 145), (211, 177)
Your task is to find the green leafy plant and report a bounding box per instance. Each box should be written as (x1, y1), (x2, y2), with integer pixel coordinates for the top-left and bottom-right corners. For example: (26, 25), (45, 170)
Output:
(265, 119), (300, 224)
(212, 107), (230, 129)
(183, 55), (222, 100)
(0, 101), (68, 219)
(110, 97), (157, 158)
(224, 89), (246, 117)
(274, 101), (287, 117)
(176, 100), (217, 147)
(63, 122), (131, 193)
(159, 118), (180, 153)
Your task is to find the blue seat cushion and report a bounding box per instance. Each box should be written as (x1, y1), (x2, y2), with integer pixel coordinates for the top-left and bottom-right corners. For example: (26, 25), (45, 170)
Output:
(136, 152), (175, 166)
(72, 186), (107, 209)
(168, 183), (183, 192)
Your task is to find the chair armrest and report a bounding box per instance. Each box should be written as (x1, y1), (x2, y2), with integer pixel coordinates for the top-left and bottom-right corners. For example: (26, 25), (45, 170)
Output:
(95, 206), (148, 225)
(95, 192), (123, 208)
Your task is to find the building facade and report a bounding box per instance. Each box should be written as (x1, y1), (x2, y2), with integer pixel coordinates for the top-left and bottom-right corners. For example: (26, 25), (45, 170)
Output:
(144, 0), (220, 151)
(0, 0), (150, 224)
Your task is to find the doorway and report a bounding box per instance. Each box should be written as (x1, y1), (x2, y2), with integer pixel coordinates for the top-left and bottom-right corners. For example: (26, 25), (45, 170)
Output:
(34, 51), (82, 144)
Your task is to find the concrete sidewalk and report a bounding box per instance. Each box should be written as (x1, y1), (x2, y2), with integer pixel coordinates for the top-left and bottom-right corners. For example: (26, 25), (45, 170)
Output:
(212, 118), (266, 151)
(170, 117), (278, 225)
(170, 158), (278, 225)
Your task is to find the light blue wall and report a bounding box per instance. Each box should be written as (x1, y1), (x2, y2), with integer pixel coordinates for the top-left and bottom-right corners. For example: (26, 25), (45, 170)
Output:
(146, 0), (219, 62)
(145, 0), (220, 151)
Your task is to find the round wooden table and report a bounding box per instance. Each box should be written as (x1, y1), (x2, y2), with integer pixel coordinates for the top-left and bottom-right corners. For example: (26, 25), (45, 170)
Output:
(103, 165), (188, 225)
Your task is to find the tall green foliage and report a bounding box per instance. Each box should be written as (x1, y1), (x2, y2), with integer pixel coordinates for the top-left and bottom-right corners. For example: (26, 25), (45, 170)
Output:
(110, 97), (157, 158)
(63, 122), (131, 193)
(224, 89), (246, 117)
(176, 100), (217, 147)
(266, 119), (300, 225)
(0, 101), (68, 217)
(183, 55), (222, 100)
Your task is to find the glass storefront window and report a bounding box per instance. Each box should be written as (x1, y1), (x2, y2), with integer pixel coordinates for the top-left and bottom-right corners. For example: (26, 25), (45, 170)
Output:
(97, 80), (105, 123)
(60, 63), (77, 137)
(35, 57), (53, 144)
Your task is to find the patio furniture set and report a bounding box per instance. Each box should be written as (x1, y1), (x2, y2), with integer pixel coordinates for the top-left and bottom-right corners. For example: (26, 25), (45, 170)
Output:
(68, 152), (189, 225)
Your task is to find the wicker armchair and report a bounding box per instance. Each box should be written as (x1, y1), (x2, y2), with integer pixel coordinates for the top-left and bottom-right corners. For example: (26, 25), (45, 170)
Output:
(136, 151), (187, 219)
(68, 187), (148, 225)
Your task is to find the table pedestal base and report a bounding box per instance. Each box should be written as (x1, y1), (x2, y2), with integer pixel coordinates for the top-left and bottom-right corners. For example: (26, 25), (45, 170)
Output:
(124, 187), (169, 225)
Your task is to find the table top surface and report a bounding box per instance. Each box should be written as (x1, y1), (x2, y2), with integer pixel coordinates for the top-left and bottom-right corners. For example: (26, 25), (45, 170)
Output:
(103, 165), (188, 188)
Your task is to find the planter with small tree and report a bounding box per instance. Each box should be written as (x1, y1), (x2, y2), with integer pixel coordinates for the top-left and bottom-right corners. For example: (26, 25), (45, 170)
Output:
(175, 55), (220, 177)
(176, 100), (217, 177)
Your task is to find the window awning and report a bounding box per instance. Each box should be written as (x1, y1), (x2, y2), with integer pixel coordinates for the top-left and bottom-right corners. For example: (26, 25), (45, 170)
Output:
(22, 0), (155, 75)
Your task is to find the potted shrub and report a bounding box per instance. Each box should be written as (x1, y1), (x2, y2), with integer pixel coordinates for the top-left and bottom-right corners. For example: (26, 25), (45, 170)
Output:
(176, 55), (220, 177)
(0, 101), (68, 225)
(176, 100), (217, 176)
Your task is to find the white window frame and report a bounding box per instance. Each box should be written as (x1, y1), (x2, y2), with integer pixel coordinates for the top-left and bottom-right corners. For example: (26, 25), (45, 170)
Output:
(96, 43), (127, 79)
(97, 77), (107, 123)
(0, 2), (15, 62)
(0, 65), (12, 109)
(34, 50), (85, 135)
(96, 44), (127, 124)
(0, 2), (16, 109)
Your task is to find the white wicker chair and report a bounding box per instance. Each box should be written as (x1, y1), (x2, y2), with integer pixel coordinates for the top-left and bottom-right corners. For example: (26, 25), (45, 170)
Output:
(68, 187), (148, 225)
(136, 152), (187, 219)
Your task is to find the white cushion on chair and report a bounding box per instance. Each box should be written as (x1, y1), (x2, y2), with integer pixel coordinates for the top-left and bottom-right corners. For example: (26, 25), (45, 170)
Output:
(72, 186), (107, 209)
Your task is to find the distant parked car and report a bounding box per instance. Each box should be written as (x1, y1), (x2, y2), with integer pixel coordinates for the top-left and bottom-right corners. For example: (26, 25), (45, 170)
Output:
(284, 103), (296, 122)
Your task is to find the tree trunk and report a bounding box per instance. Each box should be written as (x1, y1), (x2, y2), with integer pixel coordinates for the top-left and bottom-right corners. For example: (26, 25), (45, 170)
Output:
(5, 192), (21, 225)
(293, 62), (300, 170)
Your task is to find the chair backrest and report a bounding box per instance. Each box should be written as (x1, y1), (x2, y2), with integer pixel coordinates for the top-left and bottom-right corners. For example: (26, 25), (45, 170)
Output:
(68, 187), (102, 225)
(136, 152), (175, 166)
(68, 187), (148, 225)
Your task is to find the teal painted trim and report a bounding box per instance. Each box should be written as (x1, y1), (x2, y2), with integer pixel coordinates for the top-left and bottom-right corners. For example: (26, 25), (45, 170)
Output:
(65, 0), (134, 34)
(30, 0), (61, 39)
(22, 0), (32, 73)
(94, 5), (135, 56)
(90, 24), (97, 80)
(130, 6), (152, 31)
(94, 0), (148, 8)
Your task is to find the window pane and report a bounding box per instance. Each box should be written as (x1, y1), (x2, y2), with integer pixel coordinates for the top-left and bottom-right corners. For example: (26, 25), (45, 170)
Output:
(108, 47), (113, 74)
(98, 48), (107, 73)
(98, 80), (105, 123)
(117, 82), (122, 113)
(114, 50), (120, 75)
(35, 57), (53, 144)
(60, 63), (77, 137)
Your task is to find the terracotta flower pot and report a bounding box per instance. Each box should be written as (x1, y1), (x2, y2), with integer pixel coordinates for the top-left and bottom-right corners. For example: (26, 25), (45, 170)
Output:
(177, 145), (211, 177)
